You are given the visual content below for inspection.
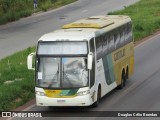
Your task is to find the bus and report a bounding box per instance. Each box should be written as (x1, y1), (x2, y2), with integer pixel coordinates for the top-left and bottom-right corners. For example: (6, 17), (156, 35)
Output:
(27, 15), (134, 107)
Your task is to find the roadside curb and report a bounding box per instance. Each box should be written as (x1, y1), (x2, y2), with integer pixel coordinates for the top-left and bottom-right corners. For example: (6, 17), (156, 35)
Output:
(13, 99), (35, 111)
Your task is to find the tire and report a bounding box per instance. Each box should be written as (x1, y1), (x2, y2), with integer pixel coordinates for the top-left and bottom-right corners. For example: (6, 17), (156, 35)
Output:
(118, 73), (126, 89)
(126, 67), (129, 80)
(92, 87), (101, 107)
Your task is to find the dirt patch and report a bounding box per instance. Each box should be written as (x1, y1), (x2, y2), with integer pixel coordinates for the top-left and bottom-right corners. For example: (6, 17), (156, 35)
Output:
(12, 99), (36, 111)
(4, 80), (14, 84)
(14, 98), (22, 103)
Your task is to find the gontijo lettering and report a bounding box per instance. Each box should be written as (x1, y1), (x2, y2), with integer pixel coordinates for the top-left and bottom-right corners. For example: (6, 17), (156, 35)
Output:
(114, 48), (125, 61)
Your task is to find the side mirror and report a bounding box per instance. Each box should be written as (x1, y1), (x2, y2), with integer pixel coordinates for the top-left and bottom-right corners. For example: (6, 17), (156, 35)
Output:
(87, 52), (93, 70)
(27, 52), (35, 70)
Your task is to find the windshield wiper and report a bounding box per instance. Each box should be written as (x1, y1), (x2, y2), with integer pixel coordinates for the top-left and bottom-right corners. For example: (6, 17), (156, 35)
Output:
(48, 63), (59, 88)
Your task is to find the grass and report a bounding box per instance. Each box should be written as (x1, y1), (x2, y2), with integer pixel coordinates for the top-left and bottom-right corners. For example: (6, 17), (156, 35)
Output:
(0, 0), (76, 25)
(0, 47), (35, 111)
(0, 0), (160, 111)
(108, 0), (160, 41)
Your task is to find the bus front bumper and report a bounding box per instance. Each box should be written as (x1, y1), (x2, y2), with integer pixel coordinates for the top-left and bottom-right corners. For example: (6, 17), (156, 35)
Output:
(36, 94), (93, 106)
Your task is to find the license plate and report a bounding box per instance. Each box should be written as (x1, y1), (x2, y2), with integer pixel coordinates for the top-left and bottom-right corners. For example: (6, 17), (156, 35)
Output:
(57, 100), (66, 103)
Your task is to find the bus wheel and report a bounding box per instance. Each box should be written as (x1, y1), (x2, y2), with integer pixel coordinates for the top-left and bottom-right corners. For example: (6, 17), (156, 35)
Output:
(118, 73), (126, 89)
(92, 87), (101, 107)
(126, 67), (129, 80)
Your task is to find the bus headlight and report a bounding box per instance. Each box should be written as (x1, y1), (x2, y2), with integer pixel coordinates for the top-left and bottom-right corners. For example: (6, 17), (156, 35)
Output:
(77, 90), (90, 96)
(36, 91), (46, 96)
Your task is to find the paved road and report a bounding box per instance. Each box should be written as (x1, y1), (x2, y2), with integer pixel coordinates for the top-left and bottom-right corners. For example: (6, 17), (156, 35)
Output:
(0, 0), (139, 59)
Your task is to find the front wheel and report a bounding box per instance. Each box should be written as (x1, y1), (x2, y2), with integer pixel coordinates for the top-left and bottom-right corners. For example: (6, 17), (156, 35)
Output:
(92, 87), (101, 107)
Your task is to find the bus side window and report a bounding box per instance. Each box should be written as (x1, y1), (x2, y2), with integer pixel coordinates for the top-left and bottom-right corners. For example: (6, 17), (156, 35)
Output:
(124, 24), (128, 44)
(103, 34), (108, 55)
(108, 32), (114, 52)
(128, 22), (133, 42)
(120, 26), (125, 46)
(125, 23), (130, 43)
(90, 38), (95, 88)
(126, 23), (132, 43)
(114, 29), (120, 50)
(95, 36), (103, 60)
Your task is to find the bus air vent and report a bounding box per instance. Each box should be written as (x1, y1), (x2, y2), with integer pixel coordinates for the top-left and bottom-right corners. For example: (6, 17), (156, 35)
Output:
(62, 19), (114, 29)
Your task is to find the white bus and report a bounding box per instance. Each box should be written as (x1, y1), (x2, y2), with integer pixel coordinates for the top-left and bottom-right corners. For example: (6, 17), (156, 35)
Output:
(27, 15), (134, 107)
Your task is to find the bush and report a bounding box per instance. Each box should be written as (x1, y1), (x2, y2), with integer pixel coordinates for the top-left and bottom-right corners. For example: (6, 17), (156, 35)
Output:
(0, 0), (76, 25)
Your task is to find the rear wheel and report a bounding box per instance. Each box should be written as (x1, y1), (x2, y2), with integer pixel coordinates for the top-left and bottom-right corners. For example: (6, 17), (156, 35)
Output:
(126, 67), (129, 80)
(92, 87), (101, 107)
(118, 72), (126, 89)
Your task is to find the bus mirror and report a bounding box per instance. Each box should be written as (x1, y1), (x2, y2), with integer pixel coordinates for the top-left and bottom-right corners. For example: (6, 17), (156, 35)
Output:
(87, 52), (93, 70)
(27, 52), (35, 70)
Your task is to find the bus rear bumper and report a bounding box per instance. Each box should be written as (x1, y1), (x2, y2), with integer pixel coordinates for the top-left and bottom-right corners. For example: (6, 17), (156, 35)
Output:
(36, 94), (93, 107)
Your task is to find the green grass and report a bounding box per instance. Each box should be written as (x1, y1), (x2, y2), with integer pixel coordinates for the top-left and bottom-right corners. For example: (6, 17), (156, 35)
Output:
(0, 47), (35, 111)
(0, 0), (76, 25)
(108, 0), (160, 41)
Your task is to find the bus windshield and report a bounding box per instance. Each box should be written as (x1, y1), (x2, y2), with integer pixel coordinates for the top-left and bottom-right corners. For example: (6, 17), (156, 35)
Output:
(37, 41), (88, 55)
(36, 57), (88, 88)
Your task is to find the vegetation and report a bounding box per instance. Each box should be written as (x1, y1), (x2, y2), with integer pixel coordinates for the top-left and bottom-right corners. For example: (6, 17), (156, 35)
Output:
(0, 0), (76, 25)
(0, 47), (35, 111)
(108, 0), (160, 41)
(0, 0), (160, 111)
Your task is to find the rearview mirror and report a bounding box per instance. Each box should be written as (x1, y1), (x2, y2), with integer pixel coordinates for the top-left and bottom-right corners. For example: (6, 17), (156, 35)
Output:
(27, 52), (35, 70)
(87, 52), (93, 70)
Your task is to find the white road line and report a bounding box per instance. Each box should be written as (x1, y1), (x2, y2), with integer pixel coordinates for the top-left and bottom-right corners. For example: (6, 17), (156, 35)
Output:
(101, 82), (137, 110)
(135, 33), (160, 48)
(82, 10), (88, 13)
(6, 104), (36, 120)
(22, 104), (36, 111)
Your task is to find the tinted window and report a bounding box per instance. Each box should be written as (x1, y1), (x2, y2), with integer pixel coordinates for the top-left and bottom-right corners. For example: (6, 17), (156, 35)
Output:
(114, 29), (120, 49)
(102, 34), (109, 55)
(95, 36), (103, 60)
(38, 42), (88, 55)
(124, 22), (132, 43)
(89, 38), (95, 87)
(108, 32), (114, 52)
(128, 22), (133, 42)
(120, 26), (125, 45)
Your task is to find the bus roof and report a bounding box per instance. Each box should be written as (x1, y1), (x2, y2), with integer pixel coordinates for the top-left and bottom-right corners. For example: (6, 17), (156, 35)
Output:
(39, 15), (131, 42)
(62, 15), (130, 29)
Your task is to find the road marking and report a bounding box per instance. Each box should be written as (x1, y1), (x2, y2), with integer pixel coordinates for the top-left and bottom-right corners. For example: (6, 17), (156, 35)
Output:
(22, 104), (36, 111)
(6, 104), (36, 120)
(135, 33), (160, 48)
(82, 10), (88, 13)
(102, 66), (160, 110)
(100, 82), (137, 110)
